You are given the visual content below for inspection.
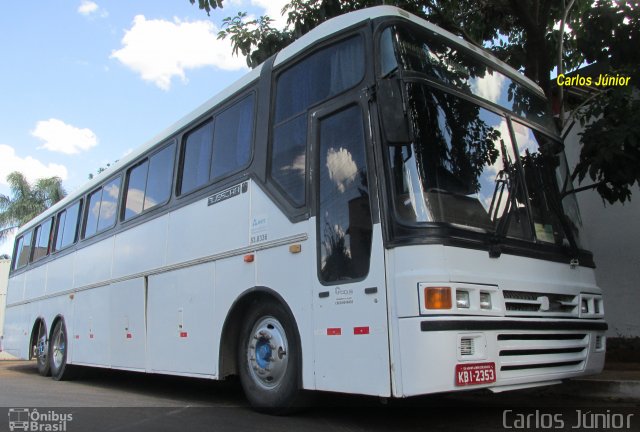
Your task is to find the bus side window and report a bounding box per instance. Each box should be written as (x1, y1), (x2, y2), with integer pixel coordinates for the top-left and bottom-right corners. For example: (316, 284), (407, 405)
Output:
(124, 143), (175, 220)
(14, 230), (33, 269)
(85, 177), (122, 238)
(55, 200), (82, 250)
(211, 94), (254, 181)
(31, 218), (53, 262)
(180, 120), (214, 195)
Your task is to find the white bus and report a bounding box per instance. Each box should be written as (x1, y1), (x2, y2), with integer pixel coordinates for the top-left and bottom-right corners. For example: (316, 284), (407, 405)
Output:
(3, 6), (606, 412)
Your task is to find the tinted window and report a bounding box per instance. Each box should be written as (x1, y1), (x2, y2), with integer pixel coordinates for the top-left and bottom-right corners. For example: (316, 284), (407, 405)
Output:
(211, 94), (254, 180)
(12, 236), (24, 270)
(84, 177), (121, 238)
(271, 114), (307, 206)
(181, 120), (214, 194)
(32, 218), (53, 262)
(145, 144), (175, 209)
(318, 105), (372, 283)
(275, 35), (364, 123)
(124, 143), (175, 220)
(15, 231), (33, 269)
(124, 160), (149, 220)
(55, 200), (81, 250)
(97, 177), (121, 232)
(271, 36), (364, 207)
(85, 188), (103, 238)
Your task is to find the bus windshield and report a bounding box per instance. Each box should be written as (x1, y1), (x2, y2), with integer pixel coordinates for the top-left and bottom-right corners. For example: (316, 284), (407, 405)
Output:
(380, 25), (583, 248)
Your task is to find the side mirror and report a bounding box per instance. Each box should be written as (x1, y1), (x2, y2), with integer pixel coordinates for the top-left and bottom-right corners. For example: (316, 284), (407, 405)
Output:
(377, 79), (413, 145)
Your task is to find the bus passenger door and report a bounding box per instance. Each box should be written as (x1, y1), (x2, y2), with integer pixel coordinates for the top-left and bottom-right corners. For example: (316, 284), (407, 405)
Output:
(311, 101), (390, 396)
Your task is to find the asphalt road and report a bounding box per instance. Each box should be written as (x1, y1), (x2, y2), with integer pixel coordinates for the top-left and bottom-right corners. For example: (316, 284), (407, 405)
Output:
(1, 360), (638, 432)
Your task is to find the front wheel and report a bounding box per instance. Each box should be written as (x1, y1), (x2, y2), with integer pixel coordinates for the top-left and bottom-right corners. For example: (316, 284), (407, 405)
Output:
(237, 301), (303, 413)
(49, 320), (74, 381)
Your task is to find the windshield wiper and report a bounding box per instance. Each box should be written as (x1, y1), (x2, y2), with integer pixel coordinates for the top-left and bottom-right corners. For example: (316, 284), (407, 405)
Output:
(539, 162), (581, 265)
(488, 140), (520, 258)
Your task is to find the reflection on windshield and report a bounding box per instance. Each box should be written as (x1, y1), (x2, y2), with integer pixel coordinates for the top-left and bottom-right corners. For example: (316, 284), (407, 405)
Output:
(381, 26), (555, 132)
(388, 84), (581, 247)
(390, 85), (530, 240)
(512, 122), (582, 246)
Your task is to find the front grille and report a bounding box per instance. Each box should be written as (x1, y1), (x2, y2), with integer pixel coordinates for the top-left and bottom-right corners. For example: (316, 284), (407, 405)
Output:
(497, 332), (588, 378)
(503, 290), (578, 317)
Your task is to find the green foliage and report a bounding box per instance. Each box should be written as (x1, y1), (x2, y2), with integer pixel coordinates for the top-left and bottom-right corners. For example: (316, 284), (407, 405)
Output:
(190, 0), (640, 204)
(189, 0), (224, 15)
(571, 0), (640, 204)
(218, 12), (294, 68)
(574, 87), (640, 204)
(0, 172), (66, 241)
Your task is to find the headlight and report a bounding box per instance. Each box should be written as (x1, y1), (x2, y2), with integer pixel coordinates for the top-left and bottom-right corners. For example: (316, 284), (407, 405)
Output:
(480, 292), (492, 310)
(456, 290), (470, 309)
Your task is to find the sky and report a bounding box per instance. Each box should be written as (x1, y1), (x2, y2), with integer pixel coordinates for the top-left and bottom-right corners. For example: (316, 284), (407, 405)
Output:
(0, 0), (288, 256)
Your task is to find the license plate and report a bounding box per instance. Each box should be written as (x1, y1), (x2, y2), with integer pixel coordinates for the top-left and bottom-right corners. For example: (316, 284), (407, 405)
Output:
(455, 362), (496, 386)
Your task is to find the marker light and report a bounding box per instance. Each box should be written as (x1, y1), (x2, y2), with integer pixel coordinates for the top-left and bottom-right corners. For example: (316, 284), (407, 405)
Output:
(480, 292), (492, 310)
(456, 290), (470, 308)
(425, 287), (452, 310)
(581, 299), (589, 314)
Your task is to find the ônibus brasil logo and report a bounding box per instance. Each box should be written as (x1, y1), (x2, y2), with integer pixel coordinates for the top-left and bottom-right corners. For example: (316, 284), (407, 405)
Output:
(8, 408), (73, 432)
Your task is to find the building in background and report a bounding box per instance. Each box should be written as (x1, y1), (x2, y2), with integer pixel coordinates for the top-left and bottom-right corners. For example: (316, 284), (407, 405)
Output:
(556, 65), (640, 339)
(0, 258), (10, 345)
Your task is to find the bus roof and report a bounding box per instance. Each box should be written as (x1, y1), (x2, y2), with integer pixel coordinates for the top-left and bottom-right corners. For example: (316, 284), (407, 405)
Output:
(15, 5), (546, 236)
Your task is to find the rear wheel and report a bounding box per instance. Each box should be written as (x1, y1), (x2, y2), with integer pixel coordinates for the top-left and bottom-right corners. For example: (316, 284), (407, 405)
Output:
(49, 320), (74, 381)
(35, 321), (50, 376)
(237, 300), (303, 413)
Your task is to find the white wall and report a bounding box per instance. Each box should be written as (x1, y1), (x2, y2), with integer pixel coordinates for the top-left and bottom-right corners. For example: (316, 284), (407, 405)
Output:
(0, 259), (10, 339)
(564, 122), (640, 337)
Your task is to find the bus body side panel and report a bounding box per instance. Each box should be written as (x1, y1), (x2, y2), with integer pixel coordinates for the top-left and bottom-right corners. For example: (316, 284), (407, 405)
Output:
(2, 305), (27, 358)
(164, 184), (250, 268)
(248, 181), (316, 390)
(73, 237), (114, 289)
(147, 262), (217, 376)
(6, 271), (25, 305)
(46, 253), (75, 295)
(109, 278), (146, 371)
(71, 285), (111, 366)
(387, 245), (606, 397)
(23, 264), (47, 301)
(112, 215), (170, 280)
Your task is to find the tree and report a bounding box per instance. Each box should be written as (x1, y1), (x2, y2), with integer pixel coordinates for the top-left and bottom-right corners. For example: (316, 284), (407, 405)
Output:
(191, 0), (639, 204)
(0, 172), (66, 241)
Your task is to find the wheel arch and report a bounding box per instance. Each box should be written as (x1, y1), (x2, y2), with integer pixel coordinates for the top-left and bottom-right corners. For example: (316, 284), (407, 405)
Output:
(218, 286), (302, 383)
(28, 317), (48, 360)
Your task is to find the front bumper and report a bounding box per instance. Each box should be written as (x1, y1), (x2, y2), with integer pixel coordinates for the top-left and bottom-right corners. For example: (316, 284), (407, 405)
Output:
(394, 318), (607, 397)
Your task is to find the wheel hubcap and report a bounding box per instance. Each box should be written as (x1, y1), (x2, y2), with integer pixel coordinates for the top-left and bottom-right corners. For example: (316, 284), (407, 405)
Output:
(52, 329), (65, 369)
(246, 316), (289, 389)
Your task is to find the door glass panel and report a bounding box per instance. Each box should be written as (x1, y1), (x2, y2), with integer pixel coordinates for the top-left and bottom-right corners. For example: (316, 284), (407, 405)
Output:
(318, 105), (372, 283)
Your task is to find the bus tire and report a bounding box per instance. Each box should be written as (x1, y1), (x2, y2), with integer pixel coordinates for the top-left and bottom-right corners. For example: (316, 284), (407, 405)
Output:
(237, 300), (302, 413)
(49, 320), (74, 381)
(35, 322), (50, 377)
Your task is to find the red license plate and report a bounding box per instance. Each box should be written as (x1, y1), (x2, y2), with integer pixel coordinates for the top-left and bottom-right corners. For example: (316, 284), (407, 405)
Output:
(455, 362), (496, 386)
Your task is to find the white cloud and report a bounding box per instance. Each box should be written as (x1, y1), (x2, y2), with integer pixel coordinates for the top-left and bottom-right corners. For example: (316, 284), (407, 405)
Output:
(111, 15), (248, 91)
(0, 144), (68, 186)
(78, 1), (99, 16)
(470, 71), (506, 105)
(31, 119), (98, 155)
(326, 147), (358, 193)
(251, 0), (289, 29)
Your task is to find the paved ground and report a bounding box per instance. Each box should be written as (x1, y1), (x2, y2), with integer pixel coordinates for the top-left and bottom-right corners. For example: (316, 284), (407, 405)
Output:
(0, 360), (638, 432)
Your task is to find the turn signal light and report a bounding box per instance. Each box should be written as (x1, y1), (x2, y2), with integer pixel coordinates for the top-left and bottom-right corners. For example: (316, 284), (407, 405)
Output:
(425, 287), (452, 310)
